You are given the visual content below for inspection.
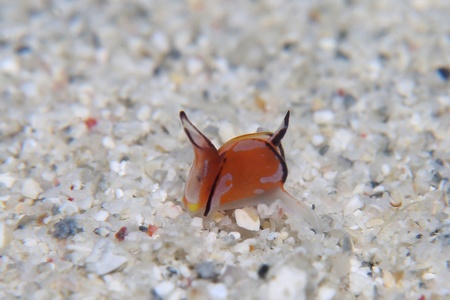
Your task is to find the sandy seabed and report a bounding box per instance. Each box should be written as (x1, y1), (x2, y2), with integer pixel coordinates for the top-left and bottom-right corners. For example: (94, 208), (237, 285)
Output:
(1, 0), (450, 299)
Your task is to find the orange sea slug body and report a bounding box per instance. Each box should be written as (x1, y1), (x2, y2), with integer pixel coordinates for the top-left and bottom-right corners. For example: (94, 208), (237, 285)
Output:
(180, 111), (321, 232)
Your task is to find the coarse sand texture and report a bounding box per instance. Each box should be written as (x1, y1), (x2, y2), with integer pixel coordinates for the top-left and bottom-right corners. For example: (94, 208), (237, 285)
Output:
(1, 1), (450, 299)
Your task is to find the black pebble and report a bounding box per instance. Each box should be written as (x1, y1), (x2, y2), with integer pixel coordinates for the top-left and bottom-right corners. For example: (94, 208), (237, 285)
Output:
(370, 181), (381, 188)
(168, 48), (181, 60)
(282, 42), (295, 51)
(167, 266), (178, 276)
(318, 145), (329, 156)
(258, 264), (270, 279)
(52, 218), (79, 240)
(437, 67), (450, 81)
(196, 261), (217, 279)
(16, 45), (32, 55)
(343, 94), (357, 108)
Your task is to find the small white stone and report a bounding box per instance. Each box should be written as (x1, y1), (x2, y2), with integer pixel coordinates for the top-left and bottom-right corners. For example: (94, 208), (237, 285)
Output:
(330, 129), (354, 151)
(149, 189), (168, 207)
(24, 136), (38, 149)
(0, 57), (19, 74)
(151, 31), (169, 52)
(382, 270), (396, 288)
(410, 113), (422, 130)
(268, 266), (306, 300)
(102, 136), (115, 149)
(41, 170), (54, 182)
(235, 207), (260, 231)
(422, 272), (436, 280)
(373, 185), (385, 193)
(319, 38), (337, 51)
(21, 82), (37, 97)
(313, 110), (335, 125)
(214, 57), (229, 72)
(164, 204), (182, 219)
(381, 164), (391, 176)
(86, 240), (128, 275)
(437, 96), (450, 106)
(344, 195), (363, 215)
(396, 80), (414, 97)
(78, 195), (93, 210)
(0, 222), (5, 247)
(137, 105), (152, 121)
(119, 161), (127, 176)
(186, 57), (204, 75)
(318, 286), (336, 300)
(349, 272), (373, 295)
(365, 218), (384, 228)
(324, 171), (337, 180)
(367, 60), (381, 79)
(284, 237), (295, 245)
(21, 178), (43, 199)
(208, 283), (228, 299)
(191, 217), (204, 229)
(212, 211), (225, 223)
(278, 231), (289, 240)
(104, 274), (127, 292)
(72, 105), (91, 119)
(218, 121), (236, 143)
(115, 189), (124, 198)
(219, 216), (232, 226)
(179, 265), (191, 278)
(0, 173), (16, 188)
(233, 241), (250, 254)
(153, 281), (175, 297)
(110, 161), (121, 173)
(91, 252), (127, 275)
(59, 200), (79, 214)
(71, 180), (82, 190)
(24, 237), (38, 247)
(311, 134), (324, 146)
(94, 210), (110, 222)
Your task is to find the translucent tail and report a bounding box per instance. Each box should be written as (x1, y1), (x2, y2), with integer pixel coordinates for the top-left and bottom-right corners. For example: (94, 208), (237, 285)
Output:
(273, 188), (322, 234)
